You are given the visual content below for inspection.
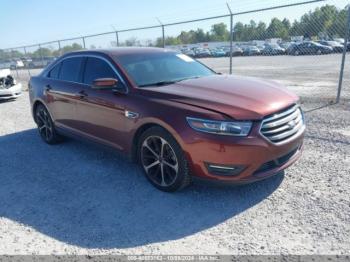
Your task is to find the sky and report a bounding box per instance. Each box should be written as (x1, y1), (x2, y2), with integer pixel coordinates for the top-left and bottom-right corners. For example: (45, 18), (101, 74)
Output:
(0, 0), (349, 50)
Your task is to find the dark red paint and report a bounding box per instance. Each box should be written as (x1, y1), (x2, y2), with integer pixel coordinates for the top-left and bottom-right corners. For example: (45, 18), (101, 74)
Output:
(29, 48), (305, 183)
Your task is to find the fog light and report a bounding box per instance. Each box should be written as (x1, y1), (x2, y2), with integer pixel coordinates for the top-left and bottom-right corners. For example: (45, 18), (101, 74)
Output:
(205, 163), (245, 176)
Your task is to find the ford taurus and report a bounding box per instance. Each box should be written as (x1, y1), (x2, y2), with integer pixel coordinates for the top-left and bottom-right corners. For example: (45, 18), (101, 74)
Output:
(29, 48), (305, 192)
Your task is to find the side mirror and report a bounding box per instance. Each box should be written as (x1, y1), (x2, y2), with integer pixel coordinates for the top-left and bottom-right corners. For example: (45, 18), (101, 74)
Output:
(92, 78), (119, 90)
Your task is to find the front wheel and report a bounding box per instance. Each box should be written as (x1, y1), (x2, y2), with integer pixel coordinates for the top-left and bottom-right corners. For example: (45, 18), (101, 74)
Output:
(138, 127), (191, 192)
(35, 104), (62, 144)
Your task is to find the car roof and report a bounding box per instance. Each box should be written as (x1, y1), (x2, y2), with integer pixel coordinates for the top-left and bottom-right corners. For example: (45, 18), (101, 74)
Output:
(66, 47), (177, 57)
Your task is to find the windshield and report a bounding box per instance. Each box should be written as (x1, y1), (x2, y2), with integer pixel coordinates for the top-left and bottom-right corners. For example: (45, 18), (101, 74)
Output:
(116, 52), (215, 87)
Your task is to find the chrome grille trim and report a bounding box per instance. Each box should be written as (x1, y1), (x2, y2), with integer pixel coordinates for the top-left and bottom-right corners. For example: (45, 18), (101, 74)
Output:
(260, 104), (305, 144)
(262, 108), (300, 128)
(262, 114), (302, 135)
(263, 104), (299, 123)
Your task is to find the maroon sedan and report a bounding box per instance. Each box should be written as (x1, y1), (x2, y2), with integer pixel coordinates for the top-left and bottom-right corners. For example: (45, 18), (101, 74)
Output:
(29, 48), (305, 192)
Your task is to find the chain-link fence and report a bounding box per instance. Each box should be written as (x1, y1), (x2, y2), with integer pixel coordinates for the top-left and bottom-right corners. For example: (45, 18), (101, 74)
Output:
(0, 0), (349, 109)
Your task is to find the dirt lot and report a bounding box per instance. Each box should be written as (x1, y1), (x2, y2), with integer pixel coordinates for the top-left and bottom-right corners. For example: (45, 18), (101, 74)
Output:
(0, 55), (349, 255)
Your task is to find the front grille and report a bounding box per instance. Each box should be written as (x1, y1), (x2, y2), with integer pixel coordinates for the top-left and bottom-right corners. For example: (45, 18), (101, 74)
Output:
(260, 104), (305, 144)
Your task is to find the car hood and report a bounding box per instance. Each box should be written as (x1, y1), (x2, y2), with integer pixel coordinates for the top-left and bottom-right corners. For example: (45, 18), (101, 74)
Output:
(141, 75), (298, 120)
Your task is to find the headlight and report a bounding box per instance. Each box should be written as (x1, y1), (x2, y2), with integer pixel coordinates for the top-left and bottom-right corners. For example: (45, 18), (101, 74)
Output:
(186, 117), (252, 136)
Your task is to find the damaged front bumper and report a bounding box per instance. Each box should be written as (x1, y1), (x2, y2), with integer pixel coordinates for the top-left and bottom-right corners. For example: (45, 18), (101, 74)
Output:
(0, 83), (22, 100)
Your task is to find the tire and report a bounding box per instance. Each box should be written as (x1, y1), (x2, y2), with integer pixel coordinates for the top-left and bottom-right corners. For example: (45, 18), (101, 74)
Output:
(35, 104), (62, 144)
(138, 126), (191, 192)
(317, 49), (322, 55)
(294, 50), (300, 56)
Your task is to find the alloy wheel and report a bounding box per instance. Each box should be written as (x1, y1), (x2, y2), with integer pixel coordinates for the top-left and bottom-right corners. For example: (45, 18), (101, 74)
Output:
(141, 136), (179, 187)
(36, 107), (53, 142)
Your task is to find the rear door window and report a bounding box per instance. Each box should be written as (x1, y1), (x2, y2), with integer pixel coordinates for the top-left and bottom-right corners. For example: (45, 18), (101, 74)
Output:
(59, 57), (83, 82)
(83, 57), (118, 85)
(48, 63), (61, 79)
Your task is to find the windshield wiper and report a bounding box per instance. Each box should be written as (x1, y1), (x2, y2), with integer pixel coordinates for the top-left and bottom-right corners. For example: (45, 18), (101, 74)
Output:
(139, 81), (177, 87)
(138, 76), (204, 88)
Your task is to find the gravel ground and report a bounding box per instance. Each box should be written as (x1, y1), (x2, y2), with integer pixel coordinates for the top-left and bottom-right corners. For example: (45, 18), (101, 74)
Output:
(0, 55), (349, 255)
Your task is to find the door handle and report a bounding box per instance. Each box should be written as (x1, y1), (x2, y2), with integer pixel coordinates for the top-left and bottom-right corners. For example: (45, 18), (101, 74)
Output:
(77, 90), (88, 99)
(45, 84), (51, 92)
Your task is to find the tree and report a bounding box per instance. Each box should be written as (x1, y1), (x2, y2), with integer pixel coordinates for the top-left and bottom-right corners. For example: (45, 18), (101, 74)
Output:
(32, 47), (52, 58)
(256, 22), (267, 40)
(58, 43), (83, 55)
(2, 4), (348, 53)
(124, 37), (139, 46)
(210, 23), (229, 41)
(233, 22), (245, 41)
(266, 18), (289, 39)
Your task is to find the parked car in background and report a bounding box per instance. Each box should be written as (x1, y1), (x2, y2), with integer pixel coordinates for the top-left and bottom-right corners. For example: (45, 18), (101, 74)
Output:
(11, 60), (24, 69)
(0, 69), (22, 100)
(0, 60), (12, 69)
(287, 41), (333, 55)
(181, 48), (195, 57)
(29, 48), (305, 192)
(21, 57), (33, 67)
(279, 42), (292, 50)
(262, 44), (286, 56)
(194, 48), (211, 58)
(0, 59), (24, 70)
(346, 42), (350, 51)
(29, 57), (56, 68)
(210, 48), (226, 57)
(334, 38), (345, 44)
(318, 40), (344, 53)
(223, 46), (243, 56)
(243, 46), (261, 56)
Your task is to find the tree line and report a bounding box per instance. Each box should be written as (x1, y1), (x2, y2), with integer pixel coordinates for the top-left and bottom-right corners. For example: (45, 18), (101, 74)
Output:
(0, 4), (348, 60)
(156, 4), (348, 46)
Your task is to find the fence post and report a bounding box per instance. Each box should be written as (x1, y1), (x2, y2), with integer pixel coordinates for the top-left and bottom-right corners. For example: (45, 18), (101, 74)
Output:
(337, 6), (350, 103)
(38, 44), (44, 68)
(116, 31), (119, 46)
(82, 37), (86, 49)
(23, 46), (31, 77)
(162, 25), (165, 48)
(227, 3), (233, 75)
(58, 40), (61, 55)
(156, 18), (165, 48)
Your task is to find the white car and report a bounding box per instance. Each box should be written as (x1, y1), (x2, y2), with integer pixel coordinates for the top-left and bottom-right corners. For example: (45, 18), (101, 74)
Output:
(0, 69), (22, 100)
(0, 60), (24, 70)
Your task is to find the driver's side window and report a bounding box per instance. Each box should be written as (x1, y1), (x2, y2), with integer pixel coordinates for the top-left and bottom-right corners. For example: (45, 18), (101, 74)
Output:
(83, 57), (118, 85)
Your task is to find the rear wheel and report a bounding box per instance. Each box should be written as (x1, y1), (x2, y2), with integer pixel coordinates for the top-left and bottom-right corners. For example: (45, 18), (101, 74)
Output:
(316, 49), (322, 55)
(138, 127), (191, 192)
(35, 104), (62, 144)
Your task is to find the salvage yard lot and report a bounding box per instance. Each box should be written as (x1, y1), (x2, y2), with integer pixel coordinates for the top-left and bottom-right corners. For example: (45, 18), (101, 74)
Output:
(0, 54), (349, 255)
(15, 53), (350, 108)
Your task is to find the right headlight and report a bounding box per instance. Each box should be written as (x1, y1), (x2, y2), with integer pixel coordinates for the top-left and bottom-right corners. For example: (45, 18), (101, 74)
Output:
(186, 117), (252, 136)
